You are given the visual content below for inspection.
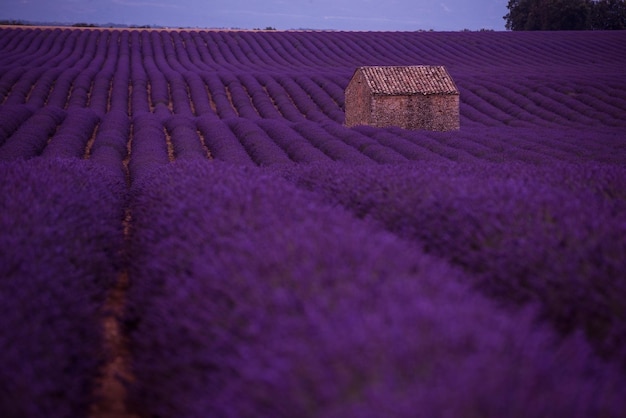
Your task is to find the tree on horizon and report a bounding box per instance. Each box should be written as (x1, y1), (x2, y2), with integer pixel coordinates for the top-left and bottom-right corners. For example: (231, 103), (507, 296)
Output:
(504, 0), (626, 30)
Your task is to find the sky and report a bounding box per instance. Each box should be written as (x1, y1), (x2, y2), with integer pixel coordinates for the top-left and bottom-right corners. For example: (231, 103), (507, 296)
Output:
(1, 0), (508, 31)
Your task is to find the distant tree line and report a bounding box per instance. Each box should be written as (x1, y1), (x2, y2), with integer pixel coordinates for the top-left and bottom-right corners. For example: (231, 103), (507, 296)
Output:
(0, 19), (27, 26)
(504, 0), (626, 30)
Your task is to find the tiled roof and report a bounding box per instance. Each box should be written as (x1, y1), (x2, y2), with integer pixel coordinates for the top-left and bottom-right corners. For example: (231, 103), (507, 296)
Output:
(357, 66), (459, 95)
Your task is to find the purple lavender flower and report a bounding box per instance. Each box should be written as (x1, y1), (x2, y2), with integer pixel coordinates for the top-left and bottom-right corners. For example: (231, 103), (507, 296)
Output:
(0, 158), (125, 416)
(123, 160), (626, 417)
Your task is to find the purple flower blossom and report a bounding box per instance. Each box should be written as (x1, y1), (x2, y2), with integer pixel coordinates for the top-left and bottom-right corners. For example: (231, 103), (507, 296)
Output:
(1, 27), (625, 417)
(273, 161), (626, 366)
(0, 158), (125, 416)
(124, 160), (626, 417)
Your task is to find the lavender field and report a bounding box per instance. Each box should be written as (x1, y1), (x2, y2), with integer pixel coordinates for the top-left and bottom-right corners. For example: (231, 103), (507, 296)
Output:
(1, 27), (626, 417)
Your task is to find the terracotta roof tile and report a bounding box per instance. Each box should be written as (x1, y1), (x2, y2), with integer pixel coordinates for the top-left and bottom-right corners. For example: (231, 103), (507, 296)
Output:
(358, 66), (459, 95)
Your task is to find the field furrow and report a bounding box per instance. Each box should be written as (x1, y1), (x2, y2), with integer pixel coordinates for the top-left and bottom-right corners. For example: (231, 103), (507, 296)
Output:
(1, 27), (626, 418)
(2, 28), (621, 166)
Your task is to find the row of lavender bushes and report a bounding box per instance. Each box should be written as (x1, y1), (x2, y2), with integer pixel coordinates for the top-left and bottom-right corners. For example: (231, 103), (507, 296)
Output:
(123, 160), (626, 417)
(272, 161), (626, 367)
(0, 29), (349, 122)
(1, 29), (625, 130)
(0, 158), (126, 416)
(2, 28), (624, 74)
(1, 28), (625, 167)
(1, 27), (625, 416)
(2, 107), (625, 165)
(2, 156), (625, 416)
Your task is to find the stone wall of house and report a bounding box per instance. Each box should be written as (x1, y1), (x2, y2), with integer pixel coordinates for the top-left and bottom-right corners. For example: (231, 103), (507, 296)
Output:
(344, 71), (372, 127)
(345, 66), (460, 131)
(368, 94), (459, 131)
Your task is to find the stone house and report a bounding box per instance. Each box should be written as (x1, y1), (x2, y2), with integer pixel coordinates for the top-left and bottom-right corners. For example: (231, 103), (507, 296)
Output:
(345, 65), (460, 131)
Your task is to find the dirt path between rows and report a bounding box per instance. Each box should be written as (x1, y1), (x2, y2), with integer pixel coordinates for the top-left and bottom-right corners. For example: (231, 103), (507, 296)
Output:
(90, 207), (137, 418)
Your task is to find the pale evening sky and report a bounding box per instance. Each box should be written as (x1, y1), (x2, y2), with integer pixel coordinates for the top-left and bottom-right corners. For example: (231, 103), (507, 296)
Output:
(1, 0), (508, 31)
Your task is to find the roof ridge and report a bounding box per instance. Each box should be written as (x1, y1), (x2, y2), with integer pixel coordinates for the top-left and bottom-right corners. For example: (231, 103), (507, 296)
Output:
(357, 65), (459, 95)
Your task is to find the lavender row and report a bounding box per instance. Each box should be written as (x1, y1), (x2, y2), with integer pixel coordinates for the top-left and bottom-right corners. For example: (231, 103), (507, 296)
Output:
(495, 77), (626, 127)
(182, 118), (509, 166)
(0, 158), (125, 417)
(127, 68), (343, 123)
(273, 161), (626, 366)
(3, 104), (623, 166)
(225, 118), (292, 165)
(220, 72), (261, 120)
(0, 104), (34, 147)
(4, 29), (71, 68)
(123, 160), (626, 417)
(0, 30), (109, 107)
(459, 126), (626, 164)
(238, 74), (283, 119)
(2, 28), (625, 130)
(128, 113), (170, 183)
(1, 66), (49, 106)
(165, 115), (210, 161)
(0, 106), (66, 161)
(131, 116), (422, 167)
(0, 28), (42, 61)
(88, 109), (131, 180)
(1, 28), (624, 167)
(255, 73), (307, 121)
(2, 29), (624, 77)
(41, 108), (100, 159)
